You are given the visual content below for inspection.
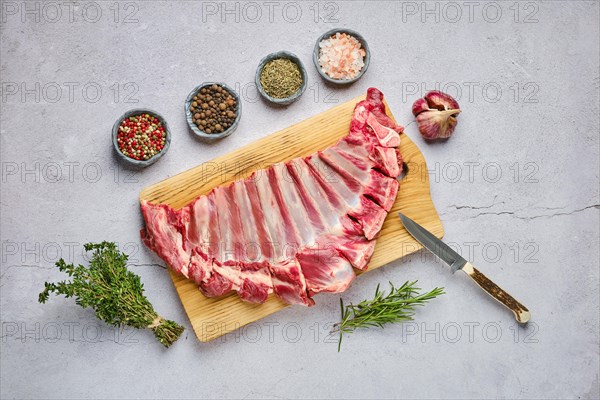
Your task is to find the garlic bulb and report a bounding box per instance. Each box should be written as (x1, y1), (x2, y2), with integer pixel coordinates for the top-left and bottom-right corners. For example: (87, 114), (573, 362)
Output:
(412, 91), (461, 140)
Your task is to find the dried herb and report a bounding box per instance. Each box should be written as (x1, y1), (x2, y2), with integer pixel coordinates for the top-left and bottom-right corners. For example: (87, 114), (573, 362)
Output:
(39, 241), (184, 348)
(332, 281), (444, 351)
(259, 58), (303, 99)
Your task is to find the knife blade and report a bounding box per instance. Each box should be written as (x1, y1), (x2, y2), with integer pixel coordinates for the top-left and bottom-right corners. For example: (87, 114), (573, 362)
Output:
(398, 212), (531, 324)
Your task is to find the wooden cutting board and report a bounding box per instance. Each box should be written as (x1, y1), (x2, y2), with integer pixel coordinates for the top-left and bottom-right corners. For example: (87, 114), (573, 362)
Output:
(140, 95), (443, 342)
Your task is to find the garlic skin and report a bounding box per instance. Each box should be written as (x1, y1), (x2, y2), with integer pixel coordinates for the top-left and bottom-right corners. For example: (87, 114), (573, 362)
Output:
(412, 91), (461, 140)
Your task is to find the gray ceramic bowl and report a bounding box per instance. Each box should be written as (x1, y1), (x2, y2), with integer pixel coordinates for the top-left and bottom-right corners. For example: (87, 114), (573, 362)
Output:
(313, 28), (370, 85)
(255, 51), (307, 105)
(112, 109), (171, 168)
(185, 82), (241, 140)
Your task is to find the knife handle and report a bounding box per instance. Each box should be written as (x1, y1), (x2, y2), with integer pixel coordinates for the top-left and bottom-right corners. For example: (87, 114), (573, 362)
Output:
(462, 262), (531, 324)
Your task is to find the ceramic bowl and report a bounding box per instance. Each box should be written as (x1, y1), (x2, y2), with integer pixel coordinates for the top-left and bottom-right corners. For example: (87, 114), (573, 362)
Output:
(185, 82), (242, 140)
(112, 109), (171, 168)
(255, 51), (308, 105)
(313, 28), (371, 85)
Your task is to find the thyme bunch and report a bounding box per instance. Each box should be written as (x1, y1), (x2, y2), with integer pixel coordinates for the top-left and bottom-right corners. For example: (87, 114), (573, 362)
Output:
(39, 242), (184, 348)
(332, 281), (444, 351)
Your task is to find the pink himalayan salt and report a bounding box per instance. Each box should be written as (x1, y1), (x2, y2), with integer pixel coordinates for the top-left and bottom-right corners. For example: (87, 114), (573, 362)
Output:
(318, 32), (366, 80)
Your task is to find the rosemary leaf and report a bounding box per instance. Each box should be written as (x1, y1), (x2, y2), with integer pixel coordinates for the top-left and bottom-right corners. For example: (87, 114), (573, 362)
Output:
(39, 241), (184, 348)
(332, 281), (444, 351)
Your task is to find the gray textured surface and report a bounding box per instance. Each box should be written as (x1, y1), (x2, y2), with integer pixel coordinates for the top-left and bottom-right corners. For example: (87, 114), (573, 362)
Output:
(1, 1), (599, 399)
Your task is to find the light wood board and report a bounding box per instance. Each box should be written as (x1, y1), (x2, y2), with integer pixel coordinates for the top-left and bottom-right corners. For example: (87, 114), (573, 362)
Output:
(140, 95), (444, 342)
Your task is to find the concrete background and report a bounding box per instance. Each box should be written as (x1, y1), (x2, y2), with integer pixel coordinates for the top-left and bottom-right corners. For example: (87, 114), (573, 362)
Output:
(1, 1), (598, 399)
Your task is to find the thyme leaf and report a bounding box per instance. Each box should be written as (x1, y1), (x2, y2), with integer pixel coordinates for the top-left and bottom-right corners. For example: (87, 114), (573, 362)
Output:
(332, 281), (445, 351)
(39, 241), (184, 348)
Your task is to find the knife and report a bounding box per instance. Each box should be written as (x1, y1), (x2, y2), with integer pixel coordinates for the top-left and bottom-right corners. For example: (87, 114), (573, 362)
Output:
(398, 213), (531, 324)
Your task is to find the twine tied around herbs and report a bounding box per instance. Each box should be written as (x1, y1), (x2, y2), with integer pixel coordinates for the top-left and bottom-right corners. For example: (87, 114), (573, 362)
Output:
(148, 316), (164, 329)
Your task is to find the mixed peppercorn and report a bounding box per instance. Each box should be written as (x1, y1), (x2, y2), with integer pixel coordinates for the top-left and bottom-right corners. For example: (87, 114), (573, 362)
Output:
(117, 114), (167, 161)
(189, 84), (238, 134)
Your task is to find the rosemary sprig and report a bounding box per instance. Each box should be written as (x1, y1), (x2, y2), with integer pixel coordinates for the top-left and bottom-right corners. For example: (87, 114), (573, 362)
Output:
(332, 281), (445, 351)
(39, 242), (184, 348)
